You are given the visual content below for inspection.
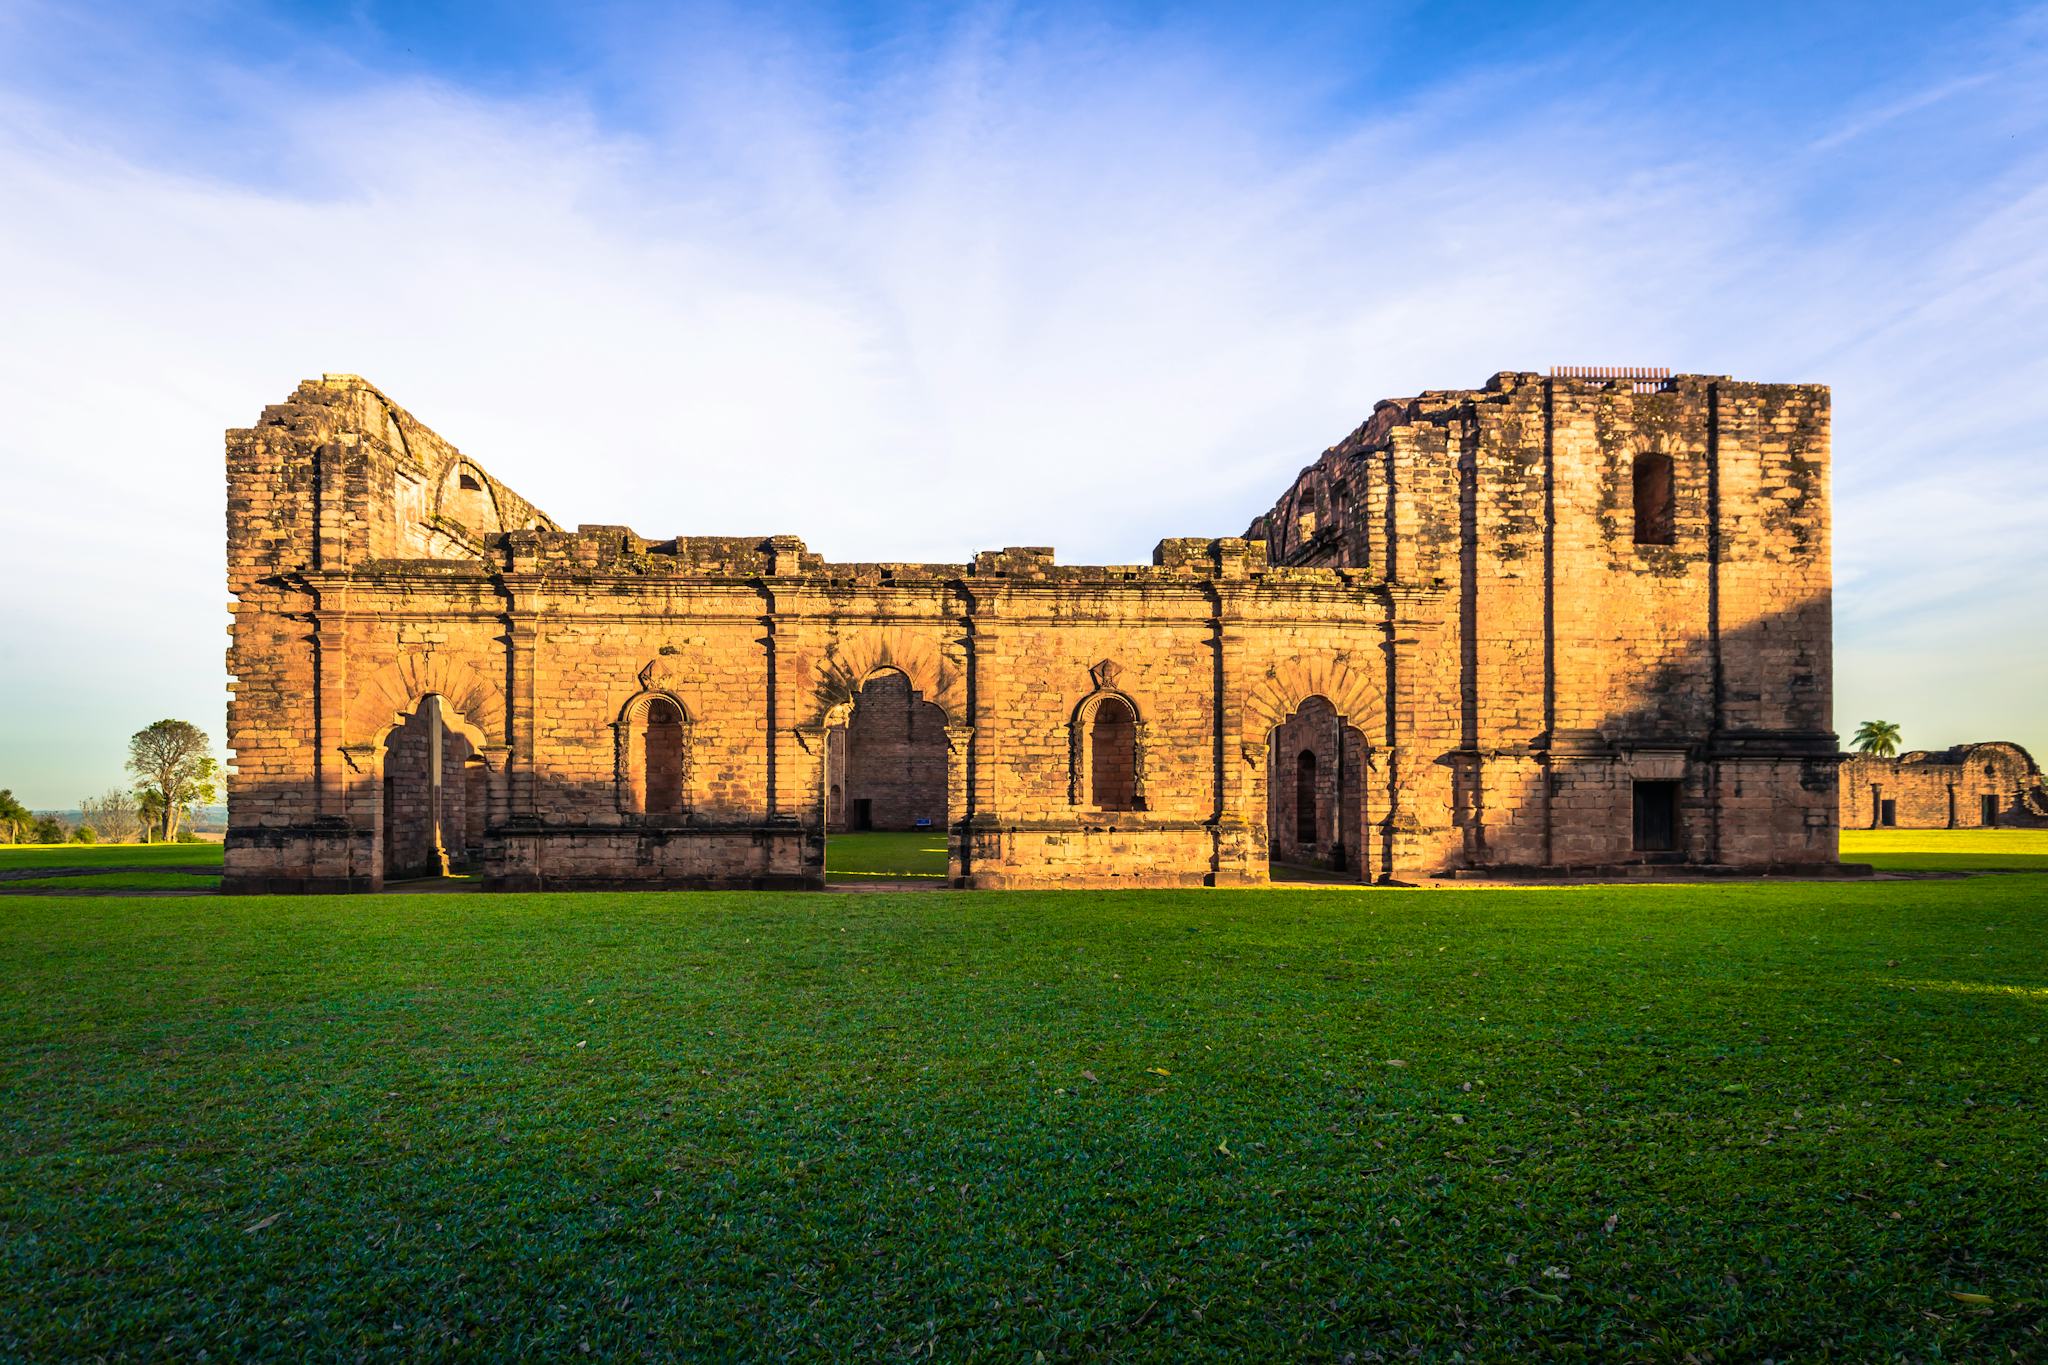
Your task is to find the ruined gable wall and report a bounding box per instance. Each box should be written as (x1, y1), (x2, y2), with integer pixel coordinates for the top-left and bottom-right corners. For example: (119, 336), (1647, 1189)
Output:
(225, 375), (558, 889)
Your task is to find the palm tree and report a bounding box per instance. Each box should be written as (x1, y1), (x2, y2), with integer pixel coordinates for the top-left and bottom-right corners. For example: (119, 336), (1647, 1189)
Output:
(1852, 720), (1902, 757)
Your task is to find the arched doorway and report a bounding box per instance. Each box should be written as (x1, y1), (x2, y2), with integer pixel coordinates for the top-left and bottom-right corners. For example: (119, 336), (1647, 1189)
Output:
(1266, 695), (1368, 880)
(381, 693), (489, 881)
(824, 670), (949, 878)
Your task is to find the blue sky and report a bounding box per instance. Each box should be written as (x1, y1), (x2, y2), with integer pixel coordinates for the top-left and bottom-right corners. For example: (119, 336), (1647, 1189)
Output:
(1, 0), (2044, 807)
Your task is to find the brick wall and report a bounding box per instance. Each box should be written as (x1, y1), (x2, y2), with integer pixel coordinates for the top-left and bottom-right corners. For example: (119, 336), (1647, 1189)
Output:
(225, 371), (1840, 890)
(1251, 372), (1839, 872)
(1840, 743), (2048, 828)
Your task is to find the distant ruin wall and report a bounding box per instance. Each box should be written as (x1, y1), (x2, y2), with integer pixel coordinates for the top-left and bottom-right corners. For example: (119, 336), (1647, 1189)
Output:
(1839, 743), (2048, 829)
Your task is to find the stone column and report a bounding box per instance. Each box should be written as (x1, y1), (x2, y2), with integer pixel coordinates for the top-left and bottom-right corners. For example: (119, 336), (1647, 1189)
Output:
(307, 582), (372, 887)
(497, 587), (543, 889)
(1209, 597), (1260, 886)
(945, 723), (973, 885)
(792, 721), (829, 887)
(962, 597), (1005, 888)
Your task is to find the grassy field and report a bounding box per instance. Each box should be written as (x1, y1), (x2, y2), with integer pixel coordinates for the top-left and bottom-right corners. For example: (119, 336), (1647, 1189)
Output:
(826, 830), (950, 878)
(1844, 827), (2048, 872)
(0, 871), (223, 891)
(3, 878), (2043, 1359)
(0, 828), (2030, 878)
(0, 842), (225, 871)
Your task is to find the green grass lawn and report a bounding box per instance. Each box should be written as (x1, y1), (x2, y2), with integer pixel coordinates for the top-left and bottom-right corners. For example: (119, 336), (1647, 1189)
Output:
(826, 830), (950, 878)
(0, 842), (225, 871)
(1844, 827), (2048, 872)
(3, 880), (2044, 1358)
(0, 871), (223, 891)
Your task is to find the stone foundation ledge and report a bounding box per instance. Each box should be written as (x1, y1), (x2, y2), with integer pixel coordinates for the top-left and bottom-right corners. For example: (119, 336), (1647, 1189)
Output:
(1439, 861), (1874, 881)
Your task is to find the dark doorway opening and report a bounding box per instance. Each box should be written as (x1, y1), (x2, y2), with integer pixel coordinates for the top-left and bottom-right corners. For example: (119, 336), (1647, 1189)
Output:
(852, 798), (874, 832)
(1632, 780), (1679, 853)
(1981, 793), (2000, 827)
(1295, 750), (1319, 845)
(1880, 799), (1897, 828)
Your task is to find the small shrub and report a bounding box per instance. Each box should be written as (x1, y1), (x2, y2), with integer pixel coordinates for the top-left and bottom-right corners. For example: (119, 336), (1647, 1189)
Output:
(72, 824), (99, 844)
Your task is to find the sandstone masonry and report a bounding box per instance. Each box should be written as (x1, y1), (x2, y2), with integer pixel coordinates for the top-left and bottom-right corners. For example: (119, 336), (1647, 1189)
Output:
(1840, 743), (2048, 829)
(224, 370), (1843, 891)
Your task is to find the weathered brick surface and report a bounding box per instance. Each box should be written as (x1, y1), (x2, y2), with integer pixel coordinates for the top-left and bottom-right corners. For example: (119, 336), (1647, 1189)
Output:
(1840, 743), (2048, 828)
(225, 371), (1842, 891)
(1246, 371), (1840, 872)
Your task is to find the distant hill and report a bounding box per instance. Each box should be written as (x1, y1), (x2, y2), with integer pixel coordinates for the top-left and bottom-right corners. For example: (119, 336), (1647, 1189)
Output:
(31, 804), (227, 832)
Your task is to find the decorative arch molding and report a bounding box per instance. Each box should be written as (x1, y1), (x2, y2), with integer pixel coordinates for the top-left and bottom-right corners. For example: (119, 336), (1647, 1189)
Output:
(353, 651), (507, 750)
(808, 627), (965, 727)
(434, 459), (505, 537)
(1243, 656), (1381, 757)
(632, 650), (714, 721)
(1067, 659), (1148, 810)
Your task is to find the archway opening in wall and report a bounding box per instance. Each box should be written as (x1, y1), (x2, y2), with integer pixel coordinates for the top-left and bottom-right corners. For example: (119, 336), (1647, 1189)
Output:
(382, 693), (486, 882)
(1266, 695), (1367, 882)
(824, 670), (949, 880)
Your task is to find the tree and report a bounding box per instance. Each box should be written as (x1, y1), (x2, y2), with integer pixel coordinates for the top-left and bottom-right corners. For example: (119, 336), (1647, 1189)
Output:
(79, 789), (142, 844)
(0, 789), (29, 844)
(127, 720), (219, 844)
(1852, 720), (1902, 758)
(72, 823), (99, 844)
(30, 815), (66, 844)
(136, 788), (165, 842)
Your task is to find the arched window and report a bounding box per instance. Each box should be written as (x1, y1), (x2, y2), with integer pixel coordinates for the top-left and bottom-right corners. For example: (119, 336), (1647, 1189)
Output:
(619, 694), (689, 816)
(1296, 749), (1318, 845)
(1633, 451), (1674, 545)
(1090, 695), (1139, 811)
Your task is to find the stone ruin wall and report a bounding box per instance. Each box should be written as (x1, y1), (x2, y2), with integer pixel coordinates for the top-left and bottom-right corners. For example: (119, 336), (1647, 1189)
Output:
(1247, 372), (1838, 872)
(1839, 743), (2048, 829)
(225, 369), (1840, 890)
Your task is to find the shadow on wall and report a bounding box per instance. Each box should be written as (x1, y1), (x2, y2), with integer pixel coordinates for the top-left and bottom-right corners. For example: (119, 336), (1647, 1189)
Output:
(1436, 594), (1838, 874)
